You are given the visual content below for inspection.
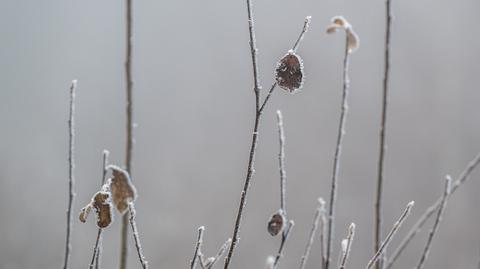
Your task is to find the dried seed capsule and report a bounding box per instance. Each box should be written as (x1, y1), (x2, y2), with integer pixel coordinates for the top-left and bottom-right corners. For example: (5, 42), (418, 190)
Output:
(79, 204), (92, 223)
(108, 165), (137, 214)
(78, 188), (113, 228)
(275, 50), (304, 94)
(267, 209), (287, 236)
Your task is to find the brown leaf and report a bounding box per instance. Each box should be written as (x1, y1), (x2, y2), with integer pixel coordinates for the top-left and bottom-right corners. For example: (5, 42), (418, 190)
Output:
(275, 51), (304, 94)
(108, 165), (137, 214)
(92, 191), (113, 228)
(267, 209), (287, 236)
(79, 204), (92, 223)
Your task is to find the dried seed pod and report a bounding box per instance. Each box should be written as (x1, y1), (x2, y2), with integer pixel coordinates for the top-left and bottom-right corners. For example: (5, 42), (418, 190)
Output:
(79, 204), (92, 223)
(326, 16), (360, 53)
(275, 50), (304, 94)
(92, 191), (113, 228)
(267, 209), (287, 236)
(108, 165), (137, 214)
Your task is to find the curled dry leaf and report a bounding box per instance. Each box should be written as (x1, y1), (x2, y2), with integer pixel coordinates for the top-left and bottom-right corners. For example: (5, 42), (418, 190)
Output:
(267, 209), (287, 236)
(326, 15), (360, 53)
(79, 189), (113, 228)
(93, 191), (113, 228)
(108, 165), (137, 214)
(275, 50), (304, 94)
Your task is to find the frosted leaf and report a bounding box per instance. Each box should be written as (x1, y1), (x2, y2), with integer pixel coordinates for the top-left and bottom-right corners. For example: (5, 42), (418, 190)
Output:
(326, 15), (360, 53)
(267, 209), (287, 236)
(79, 204), (92, 223)
(79, 189), (113, 228)
(275, 51), (304, 94)
(93, 191), (113, 228)
(108, 165), (137, 214)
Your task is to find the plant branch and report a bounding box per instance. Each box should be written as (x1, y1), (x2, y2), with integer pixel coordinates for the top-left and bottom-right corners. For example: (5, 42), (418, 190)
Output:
(366, 201), (414, 269)
(325, 31), (352, 269)
(120, 0), (134, 268)
(292, 16), (311, 52)
(386, 152), (480, 268)
(89, 229), (103, 269)
(299, 199), (323, 269)
(414, 176), (452, 269)
(128, 203), (149, 269)
(95, 150), (110, 269)
(273, 220), (295, 268)
(374, 1), (393, 268)
(339, 223), (356, 269)
(191, 226), (205, 269)
(276, 110), (287, 214)
(63, 79), (77, 269)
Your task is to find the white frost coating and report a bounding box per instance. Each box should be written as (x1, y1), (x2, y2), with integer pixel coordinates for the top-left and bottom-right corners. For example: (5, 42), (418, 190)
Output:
(341, 239), (348, 252)
(326, 15), (360, 53)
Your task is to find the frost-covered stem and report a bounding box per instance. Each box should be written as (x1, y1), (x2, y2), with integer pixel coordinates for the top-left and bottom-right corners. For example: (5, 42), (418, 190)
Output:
(276, 110), (287, 214)
(386, 152), (480, 269)
(89, 229), (103, 269)
(299, 200), (322, 269)
(273, 220), (295, 268)
(374, 1), (393, 268)
(223, 0), (262, 267)
(120, 0), (134, 268)
(292, 16), (311, 52)
(191, 226), (205, 269)
(339, 223), (356, 269)
(63, 79), (77, 269)
(325, 34), (351, 269)
(128, 203), (149, 269)
(366, 201), (414, 269)
(95, 150), (110, 269)
(259, 82), (278, 114)
(319, 199), (328, 269)
(414, 177), (451, 269)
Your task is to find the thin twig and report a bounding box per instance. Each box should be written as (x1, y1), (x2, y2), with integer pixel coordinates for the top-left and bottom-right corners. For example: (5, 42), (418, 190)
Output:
(120, 0), (134, 267)
(273, 220), (295, 268)
(191, 226), (205, 269)
(374, 1), (393, 268)
(223, 10), (311, 269)
(366, 201), (414, 269)
(414, 176), (452, 269)
(63, 79), (77, 269)
(326, 30), (353, 269)
(299, 199), (323, 269)
(89, 229), (103, 269)
(386, 152), (480, 269)
(339, 223), (356, 269)
(276, 110), (287, 214)
(95, 150), (110, 269)
(292, 16), (311, 52)
(128, 203), (149, 269)
(319, 198), (328, 269)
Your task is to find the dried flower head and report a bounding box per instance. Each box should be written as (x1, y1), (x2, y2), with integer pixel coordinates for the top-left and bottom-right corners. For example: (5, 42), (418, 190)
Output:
(275, 50), (304, 94)
(326, 16), (359, 53)
(107, 165), (137, 214)
(267, 209), (287, 236)
(79, 185), (114, 228)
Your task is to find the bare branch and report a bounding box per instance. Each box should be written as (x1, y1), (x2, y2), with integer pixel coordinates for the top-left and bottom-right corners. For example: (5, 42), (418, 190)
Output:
(374, 1), (393, 268)
(339, 223), (356, 269)
(366, 201), (414, 269)
(128, 203), (149, 269)
(89, 229), (103, 269)
(299, 199), (323, 269)
(276, 110), (287, 213)
(63, 79), (77, 269)
(273, 220), (295, 268)
(414, 176), (452, 269)
(191, 226), (205, 269)
(386, 152), (480, 268)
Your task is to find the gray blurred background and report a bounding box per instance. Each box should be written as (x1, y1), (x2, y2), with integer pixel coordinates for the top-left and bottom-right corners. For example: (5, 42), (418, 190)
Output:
(1, 0), (480, 268)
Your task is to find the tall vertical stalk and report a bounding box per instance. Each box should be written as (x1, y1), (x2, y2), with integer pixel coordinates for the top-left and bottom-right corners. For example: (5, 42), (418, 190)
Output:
(325, 29), (353, 269)
(374, 1), (393, 268)
(120, 0), (134, 268)
(63, 80), (77, 269)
